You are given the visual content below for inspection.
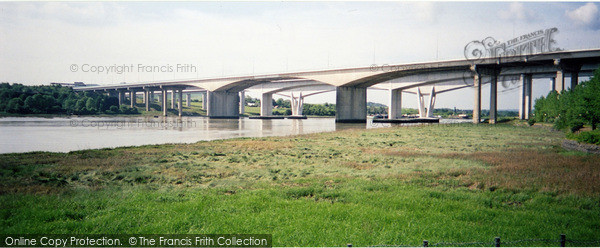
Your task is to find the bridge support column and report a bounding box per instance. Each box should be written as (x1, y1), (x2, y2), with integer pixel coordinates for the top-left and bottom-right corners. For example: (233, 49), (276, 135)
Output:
(201, 92), (207, 110)
(261, 93), (273, 116)
(489, 73), (498, 124)
(162, 89), (167, 116)
(144, 90), (150, 111)
(186, 94), (191, 107)
(150, 91), (154, 104)
(178, 89), (183, 117)
(571, 71), (579, 89)
(388, 89), (402, 119)
(426, 87), (436, 118)
(118, 90), (125, 106)
(550, 77), (556, 92)
(416, 87), (436, 118)
(291, 92), (304, 116)
(130, 90), (136, 108)
(555, 70), (565, 92)
(519, 74), (532, 120)
(417, 88), (426, 117)
(171, 90), (176, 109)
(207, 91), (240, 118)
(335, 86), (366, 123)
(240, 91), (246, 114)
(473, 74), (481, 124)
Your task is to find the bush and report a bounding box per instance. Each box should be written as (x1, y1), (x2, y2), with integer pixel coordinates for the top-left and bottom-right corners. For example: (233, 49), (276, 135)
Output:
(109, 105), (119, 113)
(569, 119), (585, 133)
(568, 130), (600, 145)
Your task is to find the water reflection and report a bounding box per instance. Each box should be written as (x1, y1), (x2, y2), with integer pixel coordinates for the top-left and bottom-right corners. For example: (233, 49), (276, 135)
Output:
(0, 116), (470, 154)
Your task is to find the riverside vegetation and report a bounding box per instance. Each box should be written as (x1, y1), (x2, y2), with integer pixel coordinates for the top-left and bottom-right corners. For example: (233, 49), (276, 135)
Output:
(1, 121), (599, 246)
(532, 68), (600, 145)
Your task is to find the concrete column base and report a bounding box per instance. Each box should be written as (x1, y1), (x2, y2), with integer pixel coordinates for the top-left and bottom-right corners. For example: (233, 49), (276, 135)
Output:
(519, 74), (532, 120)
(201, 92), (207, 110)
(130, 91), (136, 108)
(162, 89), (168, 116)
(555, 70), (565, 92)
(260, 93), (273, 116)
(240, 91), (246, 114)
(388, 89), (402, 119)
(489, 74), (498, 124)
(335, 86), (366, 123)
(207, 91), (240, 118)
(178, 89), (183, 117)
(473, 75), (481, 124)
(171, 90), (176, 109)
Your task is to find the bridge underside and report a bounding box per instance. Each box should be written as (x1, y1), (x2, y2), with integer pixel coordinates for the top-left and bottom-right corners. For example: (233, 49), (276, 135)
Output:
(73, 49), (600, 122)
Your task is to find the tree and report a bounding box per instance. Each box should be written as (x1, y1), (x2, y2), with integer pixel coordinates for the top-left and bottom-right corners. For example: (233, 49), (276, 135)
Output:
(85, 98), (97, 113)
(532, 67), (600, 131)
(6, 98), (25, 113)
(578, 69), (600, 129)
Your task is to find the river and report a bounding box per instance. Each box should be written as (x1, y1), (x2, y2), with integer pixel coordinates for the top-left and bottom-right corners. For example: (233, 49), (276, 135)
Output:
(0, 116), (471, 154)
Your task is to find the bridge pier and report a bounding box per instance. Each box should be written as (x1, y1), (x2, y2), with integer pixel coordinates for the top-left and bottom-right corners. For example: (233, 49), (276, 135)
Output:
(144, 89), (150, 111)
(426, 87), (437, 117)
(240, 91), (245, 114)
(475, 67), (500, 124)
(555, 70), (565, 92)
(571, 71), (579, 89)
(260, 93), (273, 116)
(201, 92), (207, 110)
(186, 93), (191, 107)
(416, 87), (436, 118)
(171, 90), (176, 109)
(555, 60), (582, 92)
(291, 92), (304, 116)
(207, 91), (240, 118)
(388, 89), (402, 119)
(489, 73), (498, 124)
(130, 90), (136, 108)
(162, 89), (168, 116)
(336, 86), (366, 123)
(178, 89), (183, 117)
(117, 90), (125, 106)
(473, 74), (481, 124)
(519, 74), (532, 120)
(417, 88), (426, 117)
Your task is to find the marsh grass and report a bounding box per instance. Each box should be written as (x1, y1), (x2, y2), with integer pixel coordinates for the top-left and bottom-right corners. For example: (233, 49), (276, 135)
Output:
(1, 122), (599, 246)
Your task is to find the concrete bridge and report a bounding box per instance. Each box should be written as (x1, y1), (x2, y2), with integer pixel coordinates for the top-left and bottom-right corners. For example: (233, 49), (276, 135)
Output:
(74, 49), (600, 124)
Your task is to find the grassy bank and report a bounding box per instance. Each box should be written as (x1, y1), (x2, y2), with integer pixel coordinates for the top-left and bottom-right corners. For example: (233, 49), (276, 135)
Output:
(1, 122), (599, 246)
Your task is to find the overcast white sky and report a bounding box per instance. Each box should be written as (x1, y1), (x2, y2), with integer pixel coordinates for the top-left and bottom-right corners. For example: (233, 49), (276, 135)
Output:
(1, 1), (599, 109)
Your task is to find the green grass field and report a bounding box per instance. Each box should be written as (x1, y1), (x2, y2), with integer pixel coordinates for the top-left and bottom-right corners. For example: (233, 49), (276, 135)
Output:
(1, 122), (599, 246)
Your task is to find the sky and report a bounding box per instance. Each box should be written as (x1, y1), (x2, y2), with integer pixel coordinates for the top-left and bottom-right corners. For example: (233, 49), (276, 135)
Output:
(1, 1), (600, 110)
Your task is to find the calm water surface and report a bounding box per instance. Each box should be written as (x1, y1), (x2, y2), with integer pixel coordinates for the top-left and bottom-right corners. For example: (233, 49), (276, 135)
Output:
(0, 116), (470, 154)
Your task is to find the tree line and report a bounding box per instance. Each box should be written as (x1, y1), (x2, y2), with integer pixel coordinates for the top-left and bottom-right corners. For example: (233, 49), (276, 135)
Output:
(532, 68), (600, 144)
(0, 83), (138, 115)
